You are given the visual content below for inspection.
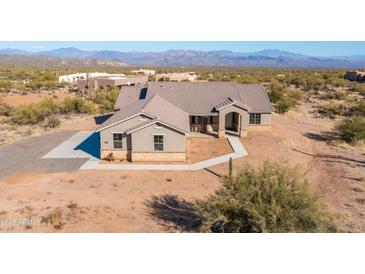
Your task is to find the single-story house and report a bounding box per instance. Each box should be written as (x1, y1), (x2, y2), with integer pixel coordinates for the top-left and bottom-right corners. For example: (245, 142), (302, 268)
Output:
(96, 82), (273, 162)
(77, 75), (148, 91)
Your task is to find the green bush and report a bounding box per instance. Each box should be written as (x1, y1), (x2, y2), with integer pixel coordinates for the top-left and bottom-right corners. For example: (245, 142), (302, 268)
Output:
(268, 89), (283, 103)
(335, 116), (365, 144)
(10, 104), (45, 125)
(92, 88), (119, 113)
(9, 98), (60, 125)
(317, 103), (347, 118)
(275, 97), (294, 114)
(352, 84), (365, 96)
(0, 80), (12, 90)
(195, 161), (337, 233)
(349, 102), (365, 117)
(61, 97), (96, 114)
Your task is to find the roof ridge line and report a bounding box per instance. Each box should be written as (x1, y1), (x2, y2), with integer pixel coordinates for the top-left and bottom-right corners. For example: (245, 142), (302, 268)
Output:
(140, 93), (156, 112)
(234, 82), (244, 104)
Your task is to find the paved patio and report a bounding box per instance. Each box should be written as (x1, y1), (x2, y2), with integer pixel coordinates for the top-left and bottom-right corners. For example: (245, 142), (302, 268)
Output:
(42, 131), (248, 171)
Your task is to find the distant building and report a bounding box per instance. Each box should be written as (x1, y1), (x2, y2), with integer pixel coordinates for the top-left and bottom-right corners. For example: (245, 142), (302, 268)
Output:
(345, 70), (365, 83)
(58, 72), (125, 84)
(131, 69), (156, 76)
(155, 72), (197, 82)
(77, 75), (148, 91)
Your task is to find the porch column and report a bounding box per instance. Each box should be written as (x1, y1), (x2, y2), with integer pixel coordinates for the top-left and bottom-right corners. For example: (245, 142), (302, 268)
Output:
(218, 111), (225, 138)
(239, 112), (248, 137)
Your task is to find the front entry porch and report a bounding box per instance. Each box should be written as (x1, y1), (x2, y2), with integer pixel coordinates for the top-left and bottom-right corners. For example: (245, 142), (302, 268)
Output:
(189, 104), (249, 139)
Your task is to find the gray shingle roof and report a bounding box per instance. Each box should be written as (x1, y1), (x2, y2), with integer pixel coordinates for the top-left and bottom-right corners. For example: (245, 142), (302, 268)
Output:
(100, 82), (272, 133)
(97, 99), (148, 130)
(98, 94), (190, 133)
(213, 97), (251, 111)
(141, 94), (190, 133)
(115, 82), (272, 114)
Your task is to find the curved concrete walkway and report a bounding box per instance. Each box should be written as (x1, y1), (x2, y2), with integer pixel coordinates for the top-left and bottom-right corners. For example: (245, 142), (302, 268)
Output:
(80, 136), (247, 171)
(42, 131), (248, 171)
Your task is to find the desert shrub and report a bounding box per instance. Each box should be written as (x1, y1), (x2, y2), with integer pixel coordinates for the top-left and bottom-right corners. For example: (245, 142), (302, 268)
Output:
(61, 96), (96, 114)
(10, 104), (45, 125)
(317, 103), (347, 118)
(38, 98), (59, 115)
(334, 90), (347, 100)
(335, 116), (365, 144)
(9, 98), (61, 125)
(0, 80), (12, 91)
(92, 87), (119, 113)
(319, 90), (347, 100)
(351, 84), (365, 96)
(46, 116), (61, 128)
(195, 161), (337, 233)
(275, 97), (293, 114)
(349, 102), (365, 117)
(286, 88), (304, 102)
(0, 102), (13, 116)
(268, 80), (285, 103)
(268, 89), (283, 103)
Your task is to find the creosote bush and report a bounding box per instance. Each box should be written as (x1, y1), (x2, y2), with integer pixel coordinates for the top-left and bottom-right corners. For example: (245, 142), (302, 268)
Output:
(91, 87), (119, 113)
(61, 96), (96, 114)
(335, 116), (365, 145)
(8, 96), (96, 126)
(195, 161), (337, 233)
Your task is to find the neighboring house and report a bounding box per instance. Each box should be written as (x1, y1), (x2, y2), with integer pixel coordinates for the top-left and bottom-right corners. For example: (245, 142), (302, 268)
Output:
(131, 69), (156, 76)
(77, 75), (148, 91)
(59, 72), (123, 84)
(155, 72), (197, 82)
(345, 70), (365, 83)
(96, 82), (273, 162)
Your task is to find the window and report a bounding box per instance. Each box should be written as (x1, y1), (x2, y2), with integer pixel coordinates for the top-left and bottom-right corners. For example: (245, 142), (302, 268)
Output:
(154, 135), (164, 151)
(196, 116), (209, 124)
(113, 133), (123, 149)
(197, 116), (203, 124)
(249, 113), (261, 124)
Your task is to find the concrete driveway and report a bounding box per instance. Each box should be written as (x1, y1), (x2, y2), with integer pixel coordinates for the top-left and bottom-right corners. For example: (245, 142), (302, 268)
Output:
(0, 131), (89, 180)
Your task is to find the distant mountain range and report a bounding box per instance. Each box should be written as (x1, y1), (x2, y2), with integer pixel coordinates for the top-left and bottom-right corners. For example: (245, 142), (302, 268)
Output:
(0, 47), (365, 68)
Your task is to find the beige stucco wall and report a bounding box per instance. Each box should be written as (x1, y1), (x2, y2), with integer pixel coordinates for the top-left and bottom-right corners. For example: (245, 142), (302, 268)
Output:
(256, 113), (271, 125)
(99, 114), (152, 151)
(247, 113), (272, 131)
(218, 105), (249, 131)
(131, 122), (186, 152)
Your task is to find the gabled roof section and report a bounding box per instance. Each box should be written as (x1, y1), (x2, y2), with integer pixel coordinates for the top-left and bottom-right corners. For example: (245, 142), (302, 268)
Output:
(125, 118), (188, 135)
(213, 97), (251, 111)
(97, 93), (190, 133)
(141, 94), (190, 133)
(96, 99), (151, 132)
(114, 82), (272, 114)
(125, 118), (158, 134)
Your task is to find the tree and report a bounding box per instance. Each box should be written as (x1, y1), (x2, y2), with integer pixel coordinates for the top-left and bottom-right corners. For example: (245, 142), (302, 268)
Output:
(195, 161), (337, 233)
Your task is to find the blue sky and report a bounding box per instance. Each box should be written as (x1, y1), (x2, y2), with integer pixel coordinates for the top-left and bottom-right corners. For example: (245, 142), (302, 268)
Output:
(0, 41), (364, 56)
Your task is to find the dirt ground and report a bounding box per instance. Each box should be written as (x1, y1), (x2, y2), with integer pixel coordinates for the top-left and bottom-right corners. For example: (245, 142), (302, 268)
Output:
(0, 115), (96, 147)
(1, 90), (74, 107)
(0, 102), (364, 232)
(186, 137), (232, 163)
